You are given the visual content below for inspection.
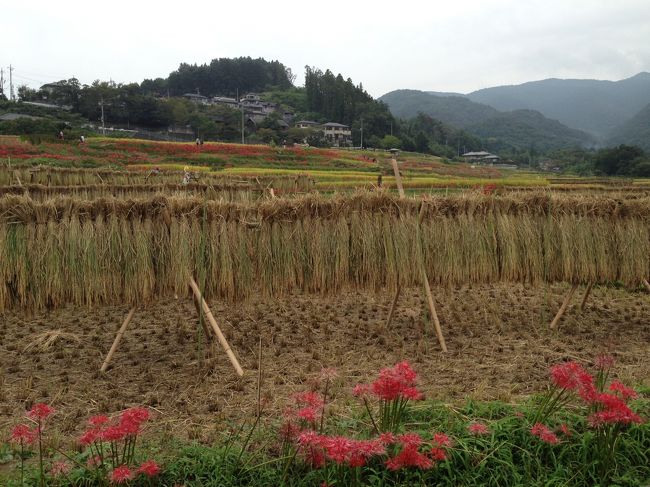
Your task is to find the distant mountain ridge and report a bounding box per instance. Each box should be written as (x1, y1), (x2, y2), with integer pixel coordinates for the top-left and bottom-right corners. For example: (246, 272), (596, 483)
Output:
(379, 89), (595, 152)
(379, 89), (498, 128)
(466, 72), (650, 137)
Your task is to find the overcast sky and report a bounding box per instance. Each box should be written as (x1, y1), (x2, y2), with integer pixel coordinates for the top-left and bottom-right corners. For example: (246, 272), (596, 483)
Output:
(3, 0), (649, 97)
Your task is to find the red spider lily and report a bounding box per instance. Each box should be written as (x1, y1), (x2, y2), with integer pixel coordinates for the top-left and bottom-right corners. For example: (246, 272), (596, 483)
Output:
(352, 384), (371, 398)
(550, 362), (594, 394)
(595, 354), (615, 371)
(397, 432), (423, 447)
(27, 403), (55, 420)
(385, 443), (433, 470)
(297, 407), (319, 423)
(10, 424), (36, 445)
(558, 423), (572, 436)
(137, 460), (161, 477)
(88, 415), (110, 427)
(609, 380), (638, 401)
(49, 461), (72, 477)
(587, 392), (643, 427)
(530, 423), (559, 444)
(432, 432), (452, 448)
(297, 432), (385, 467)
(101, 425), (127, 442)
(429, 447), (447, 461)
(468, 422), (490, 435)
(355, 361), (422, 402)
(121, 407), (150, 424)
(294, 391), (324, 409)
(109, 465), (133, 483)
(79, 428), (100, 446)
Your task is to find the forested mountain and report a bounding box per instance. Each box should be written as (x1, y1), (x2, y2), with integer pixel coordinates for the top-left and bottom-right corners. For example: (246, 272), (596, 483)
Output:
(379, 90), (498, 127)
(140, 57), (294, 97)
(467, 73), (650, 137)
(379, 89), (594, 152)
(607, 103), (650, 151)
(467, 109), (596, 152)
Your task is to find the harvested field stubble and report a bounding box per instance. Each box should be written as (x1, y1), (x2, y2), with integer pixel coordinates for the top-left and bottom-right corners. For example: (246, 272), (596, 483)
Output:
(0, 285), (648, 439)
(0, 192), (648, 311)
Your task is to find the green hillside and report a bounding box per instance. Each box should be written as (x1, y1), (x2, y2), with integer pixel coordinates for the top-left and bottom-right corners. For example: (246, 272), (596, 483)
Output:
(467, 109), (596, 152)
(378, 90), (498, 128)
(607, 103), (650, 151)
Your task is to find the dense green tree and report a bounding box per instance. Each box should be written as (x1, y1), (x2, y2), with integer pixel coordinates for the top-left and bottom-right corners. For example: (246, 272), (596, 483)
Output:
(593, 145), (646, 175)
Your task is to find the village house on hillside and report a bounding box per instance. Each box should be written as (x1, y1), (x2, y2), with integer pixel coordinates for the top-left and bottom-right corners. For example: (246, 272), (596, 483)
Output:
(462, 151), (501, 164)
(293, 120), (352, 147)
(322, 122), (352, 147)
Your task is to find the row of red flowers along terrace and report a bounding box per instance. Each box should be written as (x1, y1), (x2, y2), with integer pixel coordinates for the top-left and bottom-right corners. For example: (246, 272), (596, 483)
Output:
(4, 357), (646, 485)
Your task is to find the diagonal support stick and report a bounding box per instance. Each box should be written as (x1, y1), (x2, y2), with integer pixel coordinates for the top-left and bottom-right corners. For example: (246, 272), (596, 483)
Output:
(385, 284), (401, 329)
(189, 278), (244, 377)
(550, 284), (578, 329)
(101, 307), (136, 372)
(580, 282), (593, 311)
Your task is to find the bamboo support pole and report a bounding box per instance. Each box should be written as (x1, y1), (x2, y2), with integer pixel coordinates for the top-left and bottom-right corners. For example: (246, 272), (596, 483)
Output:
(643, 279), (650, 293)
(189, 278), (244, 377)
(422, 274), (448, 352)
(550, 284), (578, 329)
(385, 284), (401, 329)
(100, 307), (136, 372)
(580, 282), (593, 311)
(390, 156), (405, 198)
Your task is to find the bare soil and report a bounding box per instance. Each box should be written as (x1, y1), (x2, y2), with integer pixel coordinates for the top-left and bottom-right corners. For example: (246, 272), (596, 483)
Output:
(1, 283), (648, 442)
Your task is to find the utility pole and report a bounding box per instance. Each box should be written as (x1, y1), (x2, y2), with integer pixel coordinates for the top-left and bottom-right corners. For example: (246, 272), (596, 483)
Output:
(360, 118), (363, 149)
(99, 96), (106, 135)
(238, 88), (245, 144)
(9, 64), (15, 102)
(0, 68), (4, 98)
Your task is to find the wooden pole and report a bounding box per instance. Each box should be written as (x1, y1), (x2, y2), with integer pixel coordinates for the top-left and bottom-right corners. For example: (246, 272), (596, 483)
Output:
(100, 307), (136, 372)
(422, 274), (448, 352)
(189, 278), (244, 377)
(385, 284), (401, 329)
(643, 279), (650, 293)
(550, 284), (578, 329)
(580, 282), (593, 311)
(390, 156), (405, 198)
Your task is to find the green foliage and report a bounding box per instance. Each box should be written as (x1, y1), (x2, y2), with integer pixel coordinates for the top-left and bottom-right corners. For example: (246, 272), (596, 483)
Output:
(166, 57), (293, 97)
(304, 66), (396, 145)
(468, 109), (595, 153)
(593, 144), (649, 176)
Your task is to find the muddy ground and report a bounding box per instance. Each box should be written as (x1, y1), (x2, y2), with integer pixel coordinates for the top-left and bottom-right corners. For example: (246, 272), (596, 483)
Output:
(1, 283), (648, 442)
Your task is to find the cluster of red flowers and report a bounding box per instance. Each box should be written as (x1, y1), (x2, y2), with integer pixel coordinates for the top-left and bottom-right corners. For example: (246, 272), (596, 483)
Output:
(108, 460), (161, 484)
(353, 361), (424, 402)
(549, 360), (643, 428)
(79, 407), (150, 446)
(297, 431), (450, 471)
(10, 403), (56, 446)
(530, 423), (560, 445)
(467, 422), (490, 436)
